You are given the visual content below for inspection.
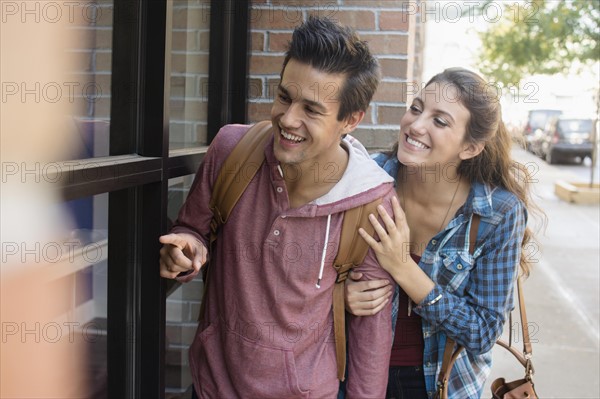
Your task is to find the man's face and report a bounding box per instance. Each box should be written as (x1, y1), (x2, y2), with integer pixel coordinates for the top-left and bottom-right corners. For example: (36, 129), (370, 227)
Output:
(271, 59), (359, 170)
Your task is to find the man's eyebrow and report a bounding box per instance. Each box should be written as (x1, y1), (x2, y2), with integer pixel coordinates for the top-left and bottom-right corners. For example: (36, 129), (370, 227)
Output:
(278, 84), (328, 113)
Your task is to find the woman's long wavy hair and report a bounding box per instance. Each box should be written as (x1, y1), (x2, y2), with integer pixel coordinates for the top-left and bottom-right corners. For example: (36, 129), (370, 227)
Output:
(397, 67), (545, 276)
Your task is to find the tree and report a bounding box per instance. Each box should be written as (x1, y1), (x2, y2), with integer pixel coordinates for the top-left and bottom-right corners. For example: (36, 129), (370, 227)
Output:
(476, 0), (599, 87)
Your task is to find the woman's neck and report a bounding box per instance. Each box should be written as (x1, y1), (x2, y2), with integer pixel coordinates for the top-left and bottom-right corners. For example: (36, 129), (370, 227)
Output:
(397, 166), (463, 208)
(397, 165), (470, 254)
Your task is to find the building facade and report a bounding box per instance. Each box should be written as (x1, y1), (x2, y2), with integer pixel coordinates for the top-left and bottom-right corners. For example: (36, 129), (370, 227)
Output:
(1, 1), (423, 398)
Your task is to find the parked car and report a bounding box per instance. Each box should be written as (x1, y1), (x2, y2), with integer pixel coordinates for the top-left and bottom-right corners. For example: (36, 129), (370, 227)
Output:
(522, 109), (563, 152)
(538, 117), (594, 164)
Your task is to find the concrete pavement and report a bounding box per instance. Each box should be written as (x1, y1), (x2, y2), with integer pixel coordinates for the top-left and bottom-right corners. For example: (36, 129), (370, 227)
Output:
(484, 146), (600, 398)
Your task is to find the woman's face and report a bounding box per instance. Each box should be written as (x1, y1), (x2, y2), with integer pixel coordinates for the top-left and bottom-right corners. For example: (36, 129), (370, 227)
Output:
(396, 81), (473, 171)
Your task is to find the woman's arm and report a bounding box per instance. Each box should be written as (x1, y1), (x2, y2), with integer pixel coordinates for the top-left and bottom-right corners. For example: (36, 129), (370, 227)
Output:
(351, 194), (527, 354)
(345, 196), (433, 316)
(358, 196), (436, 303)
(415, 202), (526, 353)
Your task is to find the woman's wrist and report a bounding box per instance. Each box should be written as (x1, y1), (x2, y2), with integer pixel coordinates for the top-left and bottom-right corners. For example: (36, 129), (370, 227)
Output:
(392, 260), (435, 304)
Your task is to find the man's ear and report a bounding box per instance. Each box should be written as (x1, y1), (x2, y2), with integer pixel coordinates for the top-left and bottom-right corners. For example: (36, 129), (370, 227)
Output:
(342, 110), (365, 134)
(459, 141), (485, 161)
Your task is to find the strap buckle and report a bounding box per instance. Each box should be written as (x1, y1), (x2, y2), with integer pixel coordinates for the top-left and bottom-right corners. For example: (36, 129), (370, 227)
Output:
(435, 379), (447, 399)
(211, 207), (226, 225)
(525, 358), (535, 379)
(209, 207), (225, 235)
(334, 263), (354, 283)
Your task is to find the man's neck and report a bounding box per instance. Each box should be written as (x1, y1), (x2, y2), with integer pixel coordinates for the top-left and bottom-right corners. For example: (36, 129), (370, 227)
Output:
(283, 144), (349, 208)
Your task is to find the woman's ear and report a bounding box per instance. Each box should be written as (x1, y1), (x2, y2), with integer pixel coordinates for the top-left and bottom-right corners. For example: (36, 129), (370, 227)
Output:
(459, 141), (485, 161)
(342, 111), (365, 134)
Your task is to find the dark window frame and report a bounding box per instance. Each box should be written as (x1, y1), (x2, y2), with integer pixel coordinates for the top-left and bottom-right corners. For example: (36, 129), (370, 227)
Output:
(58, 1), (250, 397)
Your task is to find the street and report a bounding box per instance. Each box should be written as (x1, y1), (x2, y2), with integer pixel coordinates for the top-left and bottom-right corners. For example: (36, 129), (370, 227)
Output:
(485, 146), (600, 398)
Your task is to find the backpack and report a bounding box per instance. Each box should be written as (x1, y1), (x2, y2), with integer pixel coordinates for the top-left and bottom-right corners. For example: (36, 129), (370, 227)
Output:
(201, 120), (382, 381)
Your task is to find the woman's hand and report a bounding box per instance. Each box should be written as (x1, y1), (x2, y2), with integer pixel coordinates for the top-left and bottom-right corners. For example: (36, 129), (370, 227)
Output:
(358, 196), (411, 276)
(344, 271), (392, 316)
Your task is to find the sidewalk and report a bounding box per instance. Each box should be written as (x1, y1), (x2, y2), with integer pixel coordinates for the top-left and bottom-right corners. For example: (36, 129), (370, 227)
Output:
(484, 146), (600, 398)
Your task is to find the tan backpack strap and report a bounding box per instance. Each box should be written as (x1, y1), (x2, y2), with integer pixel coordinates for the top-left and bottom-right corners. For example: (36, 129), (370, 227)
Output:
(208, 120), (272, 244)
(199, 121), (272, 322)
(332, 198), (382, 381)
(436, 214), (481, 398)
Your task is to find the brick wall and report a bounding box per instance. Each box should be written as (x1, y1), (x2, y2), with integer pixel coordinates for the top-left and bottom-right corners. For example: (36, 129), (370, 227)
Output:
(71, 1), (423, 152)
(62, 0), (112, 158)
(69, 0), (212, 150)
(61, 3), (424, 397)
(68, 0), (112, 122)
(170, 2), (211, 148)
(247, 0), (424, 151)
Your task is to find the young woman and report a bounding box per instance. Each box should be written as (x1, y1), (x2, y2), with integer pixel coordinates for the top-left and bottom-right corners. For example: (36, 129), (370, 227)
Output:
(345, 67), (542, 398)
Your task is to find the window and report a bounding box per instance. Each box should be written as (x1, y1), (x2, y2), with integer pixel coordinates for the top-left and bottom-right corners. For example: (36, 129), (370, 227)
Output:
(68, 1), (113, 159)
(170, 1), (211, 149)
(49, 1), (249, 397)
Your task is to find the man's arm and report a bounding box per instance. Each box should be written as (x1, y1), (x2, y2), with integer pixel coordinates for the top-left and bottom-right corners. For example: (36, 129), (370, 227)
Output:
(159, 124), (247, 282)
(345, 196), (395, 398)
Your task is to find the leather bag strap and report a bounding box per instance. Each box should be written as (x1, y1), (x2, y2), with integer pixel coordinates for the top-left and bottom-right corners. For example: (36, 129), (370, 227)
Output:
(199, 121), (272, 322)
(436, 339), (464, 399)
(437, 214), (536, 398)
(436, 213), (480, 398)
(496, 276), (535, 378)
(332, 198), (382, 381)
(208, 120), (272, 245)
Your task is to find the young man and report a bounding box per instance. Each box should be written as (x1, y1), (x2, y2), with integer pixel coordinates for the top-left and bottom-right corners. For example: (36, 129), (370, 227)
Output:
(159, 16), (395, 398)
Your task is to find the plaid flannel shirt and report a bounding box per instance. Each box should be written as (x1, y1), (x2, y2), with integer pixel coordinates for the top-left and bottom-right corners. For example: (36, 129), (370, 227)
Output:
(372, 152), (527, 399)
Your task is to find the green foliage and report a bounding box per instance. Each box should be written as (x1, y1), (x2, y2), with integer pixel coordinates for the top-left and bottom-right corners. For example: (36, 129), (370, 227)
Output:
(477, 0), (600, 87)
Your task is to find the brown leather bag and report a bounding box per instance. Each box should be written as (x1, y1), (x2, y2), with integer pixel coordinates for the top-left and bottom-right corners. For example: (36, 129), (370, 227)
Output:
(435, 216), (538, 399)
(491, 376), (537, 399)
(201, 120), (381, 382)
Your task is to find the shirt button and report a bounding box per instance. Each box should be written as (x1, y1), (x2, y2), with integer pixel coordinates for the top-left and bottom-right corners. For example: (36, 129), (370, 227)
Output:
(457, 263), (463, 270)
(424, 332), (430, 338)
(276, 187), (283, 193)
(426, 362), (432, 368)
(273, 230), (280, 236)
(431, 239), (437, 245)
(281, 215), (286, 219)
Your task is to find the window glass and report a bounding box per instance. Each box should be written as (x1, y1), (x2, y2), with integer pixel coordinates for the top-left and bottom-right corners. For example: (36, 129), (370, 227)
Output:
(166, 174), (201, 398)
(169, 0), (211, 149)
(0, 191), (108, 397)
(60, 193), (109, 396)
(68, 0), (113, 159)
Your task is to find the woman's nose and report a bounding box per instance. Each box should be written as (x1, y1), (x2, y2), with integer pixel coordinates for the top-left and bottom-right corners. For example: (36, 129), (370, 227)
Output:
(409, 115), (428, 135)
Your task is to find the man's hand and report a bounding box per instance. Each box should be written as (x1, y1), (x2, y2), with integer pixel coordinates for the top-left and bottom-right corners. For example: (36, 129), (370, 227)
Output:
(159, 233), (208, 280)
(344, 270), (392, 316)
